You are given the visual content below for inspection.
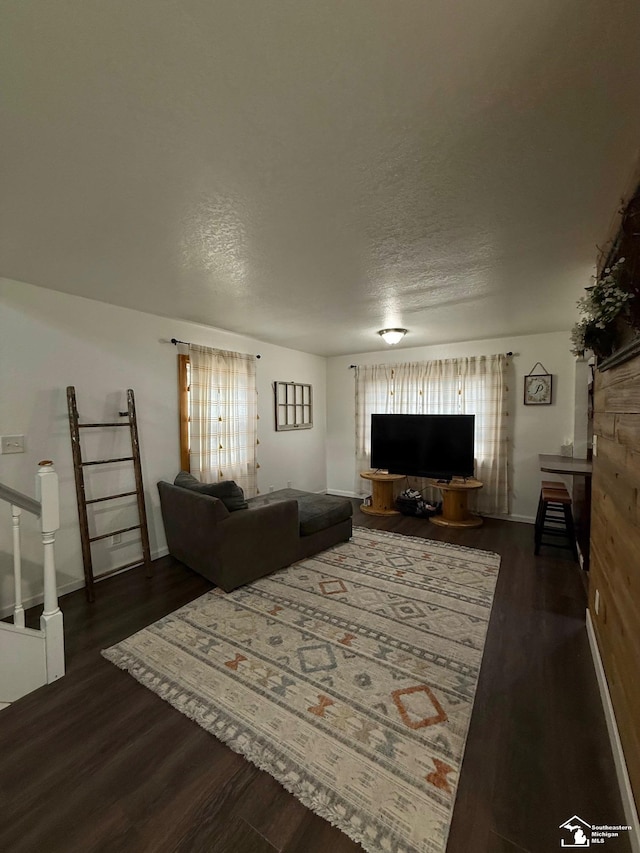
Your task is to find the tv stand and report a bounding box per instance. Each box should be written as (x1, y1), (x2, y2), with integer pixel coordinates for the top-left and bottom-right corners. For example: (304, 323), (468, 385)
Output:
(359, 470), (405, 516)
(426, 477), (483, 528)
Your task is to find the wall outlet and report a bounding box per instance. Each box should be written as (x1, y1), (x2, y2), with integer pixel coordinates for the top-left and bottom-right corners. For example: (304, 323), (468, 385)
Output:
(111, 533), (122, 545)
(287, 481), (292, 489)
(592, 434), (598, 457)
(269, 485), (274, 493)
(595, 589), (600, 615)
(1, 434), (25, 454)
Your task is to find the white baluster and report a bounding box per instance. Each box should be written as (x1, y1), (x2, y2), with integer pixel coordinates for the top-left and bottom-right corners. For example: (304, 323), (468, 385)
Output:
(12, 505), (25, 627)
(36, 461), (65, 683)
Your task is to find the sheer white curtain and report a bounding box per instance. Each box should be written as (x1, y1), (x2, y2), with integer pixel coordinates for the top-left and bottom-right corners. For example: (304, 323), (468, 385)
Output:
(355, 363), (394, 478)
(354, 355), (509, 514)
(188, 344), (258, 497)
(458, 355), (509, 514)
(372, 358), (463, 414)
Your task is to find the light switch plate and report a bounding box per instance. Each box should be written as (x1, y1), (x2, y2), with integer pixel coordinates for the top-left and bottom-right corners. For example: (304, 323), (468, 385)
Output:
(1, 435), (25, 454)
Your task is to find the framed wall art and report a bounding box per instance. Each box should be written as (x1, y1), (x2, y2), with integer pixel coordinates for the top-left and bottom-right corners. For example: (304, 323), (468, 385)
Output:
(524, 362), (552, 405)
(274, 381), (313, 430)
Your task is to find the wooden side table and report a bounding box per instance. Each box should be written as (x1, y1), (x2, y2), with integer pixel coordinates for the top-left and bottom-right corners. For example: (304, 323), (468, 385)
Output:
(426, 477), (483, 528)
(359, 471), (405, 516)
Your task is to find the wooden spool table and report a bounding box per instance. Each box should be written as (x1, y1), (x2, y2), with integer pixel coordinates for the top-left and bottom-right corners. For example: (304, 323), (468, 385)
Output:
(359, 471), (405, 516)
(425, 477), (483, 528)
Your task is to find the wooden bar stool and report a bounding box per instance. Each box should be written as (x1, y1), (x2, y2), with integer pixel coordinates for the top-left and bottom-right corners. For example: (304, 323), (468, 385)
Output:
(541, 479), (564, 490)
(534, 483), (578, 559)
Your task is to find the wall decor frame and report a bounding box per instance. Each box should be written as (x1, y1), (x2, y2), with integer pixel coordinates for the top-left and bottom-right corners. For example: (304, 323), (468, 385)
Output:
(524, 362), (553, 405)
(274, 381), (313, 430)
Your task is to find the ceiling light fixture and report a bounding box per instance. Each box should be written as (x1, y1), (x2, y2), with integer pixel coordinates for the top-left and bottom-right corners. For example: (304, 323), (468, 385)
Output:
(378, 328), (407, 345)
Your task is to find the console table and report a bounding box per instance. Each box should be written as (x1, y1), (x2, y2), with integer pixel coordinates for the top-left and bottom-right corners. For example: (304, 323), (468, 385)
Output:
(359, 471), (405, 516)
(425, 478), (484, 528)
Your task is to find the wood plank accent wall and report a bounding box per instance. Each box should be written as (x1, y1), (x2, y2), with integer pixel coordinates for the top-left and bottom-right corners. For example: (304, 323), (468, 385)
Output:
(589, 350), (640, 812)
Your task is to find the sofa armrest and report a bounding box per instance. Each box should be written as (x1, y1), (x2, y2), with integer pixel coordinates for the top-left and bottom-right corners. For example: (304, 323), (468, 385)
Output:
(215, 499), (299, 590)
(158, 481), (300, 592)
(158, 481), (230, 573)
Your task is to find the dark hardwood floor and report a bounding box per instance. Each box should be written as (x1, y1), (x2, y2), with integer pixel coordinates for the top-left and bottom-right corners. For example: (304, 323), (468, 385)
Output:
(1, 505), (631, 853)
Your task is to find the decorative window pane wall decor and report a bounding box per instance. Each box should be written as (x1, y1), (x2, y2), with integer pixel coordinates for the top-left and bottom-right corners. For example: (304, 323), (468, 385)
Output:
(274, 381), (313, 430)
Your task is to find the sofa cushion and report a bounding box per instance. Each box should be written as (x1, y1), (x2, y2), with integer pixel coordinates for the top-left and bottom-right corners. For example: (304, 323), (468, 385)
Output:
(174, 471), (248, 511)
(247, 489), (352, 536)
(297, 493), (352, 536)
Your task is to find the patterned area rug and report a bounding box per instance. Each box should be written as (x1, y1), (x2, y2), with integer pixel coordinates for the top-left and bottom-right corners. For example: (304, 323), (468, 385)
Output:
(103, 527), (500, 853)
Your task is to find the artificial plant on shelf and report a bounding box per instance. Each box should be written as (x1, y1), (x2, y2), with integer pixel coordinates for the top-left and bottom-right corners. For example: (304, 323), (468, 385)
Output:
(570, 258), (632, 359)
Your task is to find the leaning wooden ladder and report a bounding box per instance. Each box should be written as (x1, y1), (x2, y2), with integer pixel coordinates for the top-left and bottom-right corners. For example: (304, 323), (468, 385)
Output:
(67, 386), (152, 602)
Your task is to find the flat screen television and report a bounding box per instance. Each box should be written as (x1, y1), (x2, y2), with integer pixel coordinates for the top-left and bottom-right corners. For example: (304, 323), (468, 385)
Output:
(370, 413), (475, 480)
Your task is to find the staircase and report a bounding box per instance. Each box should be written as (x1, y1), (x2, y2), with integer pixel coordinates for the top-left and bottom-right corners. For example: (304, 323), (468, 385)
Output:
(0, 462), (64, 706)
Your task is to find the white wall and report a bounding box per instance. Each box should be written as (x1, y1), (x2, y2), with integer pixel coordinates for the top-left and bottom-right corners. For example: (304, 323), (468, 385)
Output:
(0, 278), (327, 611)
(0, 277), (580, 611)
(326, 331), (578, 522)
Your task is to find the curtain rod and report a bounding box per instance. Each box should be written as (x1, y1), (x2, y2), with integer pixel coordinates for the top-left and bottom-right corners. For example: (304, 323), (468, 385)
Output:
(170, 338), (261, 358)
(348, 351), (515, 368)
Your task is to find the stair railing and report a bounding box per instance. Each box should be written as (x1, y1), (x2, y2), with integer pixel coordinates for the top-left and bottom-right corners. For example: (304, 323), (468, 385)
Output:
(0, 461), (64, 684)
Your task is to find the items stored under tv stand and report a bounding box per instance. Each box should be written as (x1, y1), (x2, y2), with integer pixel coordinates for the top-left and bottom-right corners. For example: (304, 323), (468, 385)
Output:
(426, 477), (483, 528)
(360, 470), (482, 524)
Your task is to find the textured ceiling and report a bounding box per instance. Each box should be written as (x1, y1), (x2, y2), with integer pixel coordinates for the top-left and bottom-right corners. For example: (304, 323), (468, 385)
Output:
(2, 1), (640, 356)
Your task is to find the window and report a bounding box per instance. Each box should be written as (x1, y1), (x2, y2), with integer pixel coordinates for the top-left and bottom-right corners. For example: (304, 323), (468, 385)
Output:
(178, 345), (258, 496)
(178, 354), (190, 471)
(355, 355), (509, 514)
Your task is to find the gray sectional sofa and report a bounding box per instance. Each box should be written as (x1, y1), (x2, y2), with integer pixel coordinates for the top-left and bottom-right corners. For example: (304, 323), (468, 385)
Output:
(157, 475), (353, 592)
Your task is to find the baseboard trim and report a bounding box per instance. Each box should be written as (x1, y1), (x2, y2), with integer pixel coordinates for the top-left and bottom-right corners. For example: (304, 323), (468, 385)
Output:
(325, 492), (536, 524)
(0, 578), (85, 619)
(483, 512), (535, 525)
(326, 489), (362, 499)
(586, 610), (639, 851)
(0, 546), (170, 619)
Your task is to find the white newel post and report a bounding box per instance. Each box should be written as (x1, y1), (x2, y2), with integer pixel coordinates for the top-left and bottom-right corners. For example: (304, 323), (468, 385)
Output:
(12, 504), (25, 627)
(36, 460), (65, 683)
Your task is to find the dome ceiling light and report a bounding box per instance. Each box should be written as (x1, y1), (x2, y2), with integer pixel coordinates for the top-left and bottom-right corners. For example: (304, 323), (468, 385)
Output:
(378, 328), (408, 345)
